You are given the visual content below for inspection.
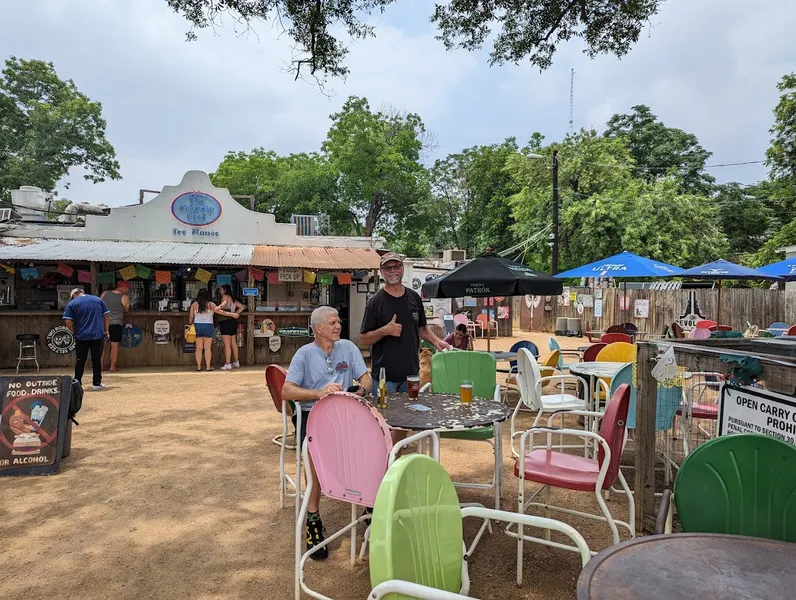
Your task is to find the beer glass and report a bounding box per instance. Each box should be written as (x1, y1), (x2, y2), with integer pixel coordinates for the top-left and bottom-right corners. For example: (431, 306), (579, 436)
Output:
(459, 380), (473, 404)
(407, 375), (420, 399)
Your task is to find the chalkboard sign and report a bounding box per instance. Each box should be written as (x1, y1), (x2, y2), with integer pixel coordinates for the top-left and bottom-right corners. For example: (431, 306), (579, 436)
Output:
(0, 376), (71, 476)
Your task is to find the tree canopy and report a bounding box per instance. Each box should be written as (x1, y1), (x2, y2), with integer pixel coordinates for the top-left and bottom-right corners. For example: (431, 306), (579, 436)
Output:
(165, 0), (662, 80)
(0, 56), (120, 199)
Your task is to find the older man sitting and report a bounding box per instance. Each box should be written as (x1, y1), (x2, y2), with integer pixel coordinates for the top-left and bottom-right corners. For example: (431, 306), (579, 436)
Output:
(282, 305), (371, 560)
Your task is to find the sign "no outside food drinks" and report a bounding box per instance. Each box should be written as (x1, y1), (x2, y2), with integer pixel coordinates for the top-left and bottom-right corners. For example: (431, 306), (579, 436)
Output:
(719, 385), (796, 446)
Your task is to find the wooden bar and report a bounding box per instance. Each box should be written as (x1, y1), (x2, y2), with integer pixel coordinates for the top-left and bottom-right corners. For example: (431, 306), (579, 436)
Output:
(634, 341), (658, 533)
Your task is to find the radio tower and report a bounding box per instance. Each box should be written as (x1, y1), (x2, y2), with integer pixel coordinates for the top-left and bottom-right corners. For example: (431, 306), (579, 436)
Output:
(568, 68), (575, 135)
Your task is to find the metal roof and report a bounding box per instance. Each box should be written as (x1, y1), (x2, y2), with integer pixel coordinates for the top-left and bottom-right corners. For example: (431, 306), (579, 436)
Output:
(0, 238), (253, 265)
(252, 245), (381, 270)
(0, 237), (381, 269)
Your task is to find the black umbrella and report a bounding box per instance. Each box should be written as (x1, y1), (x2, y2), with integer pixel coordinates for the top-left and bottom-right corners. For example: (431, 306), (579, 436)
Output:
(422, 250), (562, 350)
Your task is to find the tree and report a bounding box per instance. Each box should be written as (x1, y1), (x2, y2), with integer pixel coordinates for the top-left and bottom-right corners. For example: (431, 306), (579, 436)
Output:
(715, 183), (774, 259)
(165, 0), (662, 80)
(322, 96), (428, 237)
(604, 105), (714, 195)
(210, 149), (354, 234)
(0, 56), (120, 199)
(426, 140), (520, 257)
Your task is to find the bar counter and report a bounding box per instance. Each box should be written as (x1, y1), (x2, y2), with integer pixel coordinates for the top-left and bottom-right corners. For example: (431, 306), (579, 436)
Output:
(0, 310), (313, 369)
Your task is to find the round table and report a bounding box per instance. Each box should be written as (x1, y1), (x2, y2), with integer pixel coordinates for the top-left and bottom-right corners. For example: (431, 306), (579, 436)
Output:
(378, 393), (510, 431)
(577, 533), (796, 599)
(378, 393), (511, 510)
(490, 351), (518, 362)
(569, 361), (627, 380)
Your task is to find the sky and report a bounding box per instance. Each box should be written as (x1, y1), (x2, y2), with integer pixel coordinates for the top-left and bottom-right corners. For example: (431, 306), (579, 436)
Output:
(1, 0), (794, 207)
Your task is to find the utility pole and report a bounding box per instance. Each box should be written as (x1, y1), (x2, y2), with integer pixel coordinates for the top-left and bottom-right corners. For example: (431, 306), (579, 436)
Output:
(551, 149), (559, 275)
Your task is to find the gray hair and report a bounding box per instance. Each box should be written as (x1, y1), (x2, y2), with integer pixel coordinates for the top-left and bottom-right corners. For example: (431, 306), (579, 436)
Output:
(311, 306), (339, 331)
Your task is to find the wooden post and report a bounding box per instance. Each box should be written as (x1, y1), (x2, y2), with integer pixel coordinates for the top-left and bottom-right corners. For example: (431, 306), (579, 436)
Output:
(90, 262), (98, 295)
(634, 341), (658, 533)
(246, 267), (255, 366)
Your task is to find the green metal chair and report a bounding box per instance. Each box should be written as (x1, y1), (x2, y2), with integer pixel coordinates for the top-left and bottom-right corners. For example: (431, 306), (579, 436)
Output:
(656, 433), (796, 540)
(368, 455), (590, 599)
(421, 351), (504, 509)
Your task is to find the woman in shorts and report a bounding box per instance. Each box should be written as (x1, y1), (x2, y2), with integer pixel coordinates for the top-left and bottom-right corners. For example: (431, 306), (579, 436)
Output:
(189, 289), (239, 371)
(216, 284), (245, 370)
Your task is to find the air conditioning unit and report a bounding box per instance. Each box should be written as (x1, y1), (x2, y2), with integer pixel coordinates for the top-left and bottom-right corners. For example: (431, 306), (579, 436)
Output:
(443, 249), (466, 262)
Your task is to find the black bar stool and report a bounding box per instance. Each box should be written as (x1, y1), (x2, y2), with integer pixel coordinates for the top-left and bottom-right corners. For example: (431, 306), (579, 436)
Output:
(16, 333), (40, 373)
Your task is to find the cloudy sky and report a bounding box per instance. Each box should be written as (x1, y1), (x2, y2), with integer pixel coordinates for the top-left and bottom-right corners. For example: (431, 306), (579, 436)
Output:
(1, 0), (794, 207)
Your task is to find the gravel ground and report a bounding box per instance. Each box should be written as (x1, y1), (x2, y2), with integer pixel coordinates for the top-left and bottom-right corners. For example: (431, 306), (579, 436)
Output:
(0, 332), (632, 600)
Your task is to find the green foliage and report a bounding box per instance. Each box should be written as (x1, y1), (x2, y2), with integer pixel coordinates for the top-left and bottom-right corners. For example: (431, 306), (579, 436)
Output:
(322, 96), (428, 238)
(715, 183), (774, 259)
(604, 105), (715, 195)
(166, 0), (661, 80)
(0, 56), (120, 199)
(426, 139), (520, 257)
(766, 73), (796, 187)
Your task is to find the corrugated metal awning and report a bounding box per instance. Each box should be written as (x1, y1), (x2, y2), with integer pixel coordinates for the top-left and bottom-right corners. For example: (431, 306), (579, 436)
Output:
(252, 245), (381, 270)
(0, 238), (253, 265)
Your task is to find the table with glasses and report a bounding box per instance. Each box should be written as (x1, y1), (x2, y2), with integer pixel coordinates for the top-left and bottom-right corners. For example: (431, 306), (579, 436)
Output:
(577, 533), (796, 599)
(378, 392), (511, 508)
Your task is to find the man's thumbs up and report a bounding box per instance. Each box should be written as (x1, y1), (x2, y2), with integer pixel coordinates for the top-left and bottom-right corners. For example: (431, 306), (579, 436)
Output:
(384, 314), (403, 337)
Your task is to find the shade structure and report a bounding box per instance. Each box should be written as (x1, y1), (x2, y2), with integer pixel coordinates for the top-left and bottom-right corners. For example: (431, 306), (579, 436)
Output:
(555, 251), (684, 279)
(679, 259), (781, 324)
(757, 258), (796, 281)
(421, 251), (563, 298)
(678, 259), (781, 281)
(421, 251), (562, 351)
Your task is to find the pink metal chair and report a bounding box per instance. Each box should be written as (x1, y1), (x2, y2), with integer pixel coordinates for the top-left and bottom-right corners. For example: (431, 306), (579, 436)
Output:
(508, 384), (634, 577)
(294, 392), (440, 600)
(600, 333), (632, 344)
(265, 365), (296, 509)
(688, 328), (711, 340)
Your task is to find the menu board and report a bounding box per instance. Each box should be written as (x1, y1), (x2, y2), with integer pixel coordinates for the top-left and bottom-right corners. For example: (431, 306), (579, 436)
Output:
(0, 376), (71, 476)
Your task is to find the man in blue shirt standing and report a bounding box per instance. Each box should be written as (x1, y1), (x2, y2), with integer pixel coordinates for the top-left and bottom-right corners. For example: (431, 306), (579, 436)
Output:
(63, 288), (111, 391)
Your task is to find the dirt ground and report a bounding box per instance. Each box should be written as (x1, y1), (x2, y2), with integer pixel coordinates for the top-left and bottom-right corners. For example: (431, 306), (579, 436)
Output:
(1, 331), (633, 600)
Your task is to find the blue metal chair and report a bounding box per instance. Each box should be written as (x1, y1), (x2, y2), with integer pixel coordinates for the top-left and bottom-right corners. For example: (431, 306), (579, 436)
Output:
(548, 338), (582, 372)
(768, 321), (789, 337)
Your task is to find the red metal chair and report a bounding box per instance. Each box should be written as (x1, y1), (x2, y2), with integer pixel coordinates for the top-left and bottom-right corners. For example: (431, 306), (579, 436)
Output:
(695, 320), (717, 330)
(606, 325), (629, 335)
(671, 322), (685, 339)
(582, 343), (607, 362)
(600, 333), (632, 344)
(509, 383), (634, 558)
(788, 325), (796, 336)
(265, 364), (295, 508)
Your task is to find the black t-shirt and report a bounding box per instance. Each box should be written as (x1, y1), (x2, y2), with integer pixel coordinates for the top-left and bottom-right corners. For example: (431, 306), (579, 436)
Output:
(361, 287), (427, 381)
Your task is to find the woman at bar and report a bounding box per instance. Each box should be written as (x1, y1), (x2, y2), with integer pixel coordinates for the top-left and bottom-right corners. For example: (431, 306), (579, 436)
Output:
(189, 289), (239, 371)
(216, 284), (245, 370)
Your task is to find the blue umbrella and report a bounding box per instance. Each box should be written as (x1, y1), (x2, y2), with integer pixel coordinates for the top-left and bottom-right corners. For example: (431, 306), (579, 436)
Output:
(679, 259), (781, 323)
(678, 259), (781, 281)
(757, 258), (796, 281)
(555, 251), (684, 279)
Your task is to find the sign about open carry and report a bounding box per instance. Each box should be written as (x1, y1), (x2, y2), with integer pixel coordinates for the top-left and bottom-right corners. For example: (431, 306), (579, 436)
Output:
(0, 376), (72, 476)
(718, 385), (796, 446)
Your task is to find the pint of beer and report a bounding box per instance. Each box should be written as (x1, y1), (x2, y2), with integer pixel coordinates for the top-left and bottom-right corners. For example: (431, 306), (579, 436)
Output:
(407, 375), (420, 399)
(459, 380), (473, 404)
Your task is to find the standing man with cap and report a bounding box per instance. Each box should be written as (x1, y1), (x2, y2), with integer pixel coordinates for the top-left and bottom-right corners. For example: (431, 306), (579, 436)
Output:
(360, 252), (450, 396)
(63, 288), (111, 391)
(101, 281), (130, 372)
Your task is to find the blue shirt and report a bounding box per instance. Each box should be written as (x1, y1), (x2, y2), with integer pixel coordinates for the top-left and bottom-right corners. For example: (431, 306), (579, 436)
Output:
(63, 295), (110, 341)
(285, 339), (368, 411)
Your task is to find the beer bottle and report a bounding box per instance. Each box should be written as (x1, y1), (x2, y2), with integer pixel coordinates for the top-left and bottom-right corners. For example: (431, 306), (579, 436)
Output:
(378, 367), (388, 409)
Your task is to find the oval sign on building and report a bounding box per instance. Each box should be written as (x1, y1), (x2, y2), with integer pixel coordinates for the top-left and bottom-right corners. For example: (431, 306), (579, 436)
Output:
(170, 192), (222, 226)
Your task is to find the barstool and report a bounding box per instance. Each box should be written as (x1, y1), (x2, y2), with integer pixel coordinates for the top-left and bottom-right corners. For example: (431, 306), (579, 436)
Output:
(16, 333), (40, 374)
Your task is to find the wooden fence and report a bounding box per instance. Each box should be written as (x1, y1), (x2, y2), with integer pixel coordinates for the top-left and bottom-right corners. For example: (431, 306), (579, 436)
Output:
(517, 287), (796, 334)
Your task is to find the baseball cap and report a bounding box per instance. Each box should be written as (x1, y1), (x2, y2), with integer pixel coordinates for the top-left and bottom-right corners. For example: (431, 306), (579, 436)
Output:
(380, 252), (403, 267)
(116, 280), (130, 290)
(70, 288), (84, 299)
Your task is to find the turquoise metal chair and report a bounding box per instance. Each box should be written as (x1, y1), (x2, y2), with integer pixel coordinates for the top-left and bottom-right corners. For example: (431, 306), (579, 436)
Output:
(368, 455), (590, 599)
(656, 433), (796, 540)
(547, 337), (582, 372)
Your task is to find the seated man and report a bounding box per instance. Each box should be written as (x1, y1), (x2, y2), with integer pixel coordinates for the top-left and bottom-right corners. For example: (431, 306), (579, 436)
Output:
(444, 323), (472, 350)
(282, 306), (372, 560)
